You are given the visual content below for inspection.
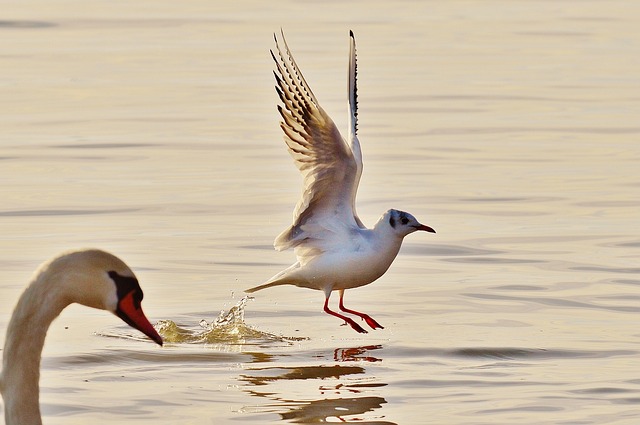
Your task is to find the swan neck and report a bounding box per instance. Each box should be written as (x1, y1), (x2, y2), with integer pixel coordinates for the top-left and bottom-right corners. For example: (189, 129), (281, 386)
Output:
(2, 275), (69, 425)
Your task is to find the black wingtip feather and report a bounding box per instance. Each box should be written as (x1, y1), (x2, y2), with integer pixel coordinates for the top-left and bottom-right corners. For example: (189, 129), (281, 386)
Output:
(270, 49), (279, 65)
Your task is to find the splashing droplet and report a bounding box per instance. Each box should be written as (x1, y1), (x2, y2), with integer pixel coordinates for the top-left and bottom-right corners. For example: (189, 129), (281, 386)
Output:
(154, 296), (306, 345)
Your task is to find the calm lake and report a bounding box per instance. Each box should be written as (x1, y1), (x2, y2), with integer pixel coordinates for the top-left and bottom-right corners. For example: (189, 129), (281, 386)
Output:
(1, 1), (639, 423)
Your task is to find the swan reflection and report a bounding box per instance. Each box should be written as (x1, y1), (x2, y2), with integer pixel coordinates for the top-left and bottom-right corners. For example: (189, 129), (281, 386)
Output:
(241, 345), (394, 424)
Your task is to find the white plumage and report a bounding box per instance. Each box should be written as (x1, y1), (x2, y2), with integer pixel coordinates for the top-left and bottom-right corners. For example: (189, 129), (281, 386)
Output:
(1, 249), (162, 425)
(246, 31), (435, 333)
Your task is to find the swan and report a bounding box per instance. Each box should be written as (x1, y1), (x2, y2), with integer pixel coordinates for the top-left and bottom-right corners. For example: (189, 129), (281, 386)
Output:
(0, 249), (163, 425)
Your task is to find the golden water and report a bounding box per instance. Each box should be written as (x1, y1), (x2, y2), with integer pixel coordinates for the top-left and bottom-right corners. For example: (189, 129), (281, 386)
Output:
(1, 1), (639, 423)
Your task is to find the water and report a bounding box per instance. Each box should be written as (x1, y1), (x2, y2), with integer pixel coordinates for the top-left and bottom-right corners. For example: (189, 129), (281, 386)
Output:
(1, 0), (639, 423)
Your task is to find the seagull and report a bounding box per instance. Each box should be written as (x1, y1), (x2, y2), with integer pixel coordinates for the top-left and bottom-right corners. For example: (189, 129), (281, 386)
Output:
(245, 31), (435, 334)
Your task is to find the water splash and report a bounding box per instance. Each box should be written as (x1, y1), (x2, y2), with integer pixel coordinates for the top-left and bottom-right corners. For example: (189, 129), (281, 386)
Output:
(155, 296), (304, 345)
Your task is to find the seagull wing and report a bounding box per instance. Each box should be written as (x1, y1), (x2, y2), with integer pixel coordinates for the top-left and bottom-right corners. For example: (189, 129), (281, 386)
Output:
(272, 30), (364, 253)
(347, 30), (365, 228)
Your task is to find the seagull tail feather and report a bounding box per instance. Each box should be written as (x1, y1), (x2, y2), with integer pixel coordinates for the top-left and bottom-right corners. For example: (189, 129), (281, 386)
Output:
(244, 280), (287, 293)
(245, 262), (302, 293)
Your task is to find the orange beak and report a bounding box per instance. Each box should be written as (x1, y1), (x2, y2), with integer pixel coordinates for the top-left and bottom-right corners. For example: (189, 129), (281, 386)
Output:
(116, 291), (163, 346)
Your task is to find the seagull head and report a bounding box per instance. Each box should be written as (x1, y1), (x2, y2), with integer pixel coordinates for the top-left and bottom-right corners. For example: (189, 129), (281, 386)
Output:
(383, 209), (436, 237)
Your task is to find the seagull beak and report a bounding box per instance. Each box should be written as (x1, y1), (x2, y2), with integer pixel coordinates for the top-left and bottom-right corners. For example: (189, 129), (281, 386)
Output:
(415, 224), (436, 233)
(116, 292), (163, 346)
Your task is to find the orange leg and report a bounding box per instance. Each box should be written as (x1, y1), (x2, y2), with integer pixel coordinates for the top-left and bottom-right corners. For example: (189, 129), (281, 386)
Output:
(338, 289), (384, 330)
(323, 293), (367, 334)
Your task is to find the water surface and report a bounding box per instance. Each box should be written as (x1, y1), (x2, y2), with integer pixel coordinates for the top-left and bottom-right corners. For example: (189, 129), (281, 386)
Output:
(1, 1), (639, 424)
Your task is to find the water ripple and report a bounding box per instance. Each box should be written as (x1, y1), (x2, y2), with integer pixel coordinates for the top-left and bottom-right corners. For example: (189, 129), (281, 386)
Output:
(401, 243), (501, 257)
(388, 346), (637, 361)
(572, 266), (640, 275)
(444, 257), (544, 264)
(0, 20), (56, 28)
(464, 292), (640, 313)
(0, 208), (139, 217)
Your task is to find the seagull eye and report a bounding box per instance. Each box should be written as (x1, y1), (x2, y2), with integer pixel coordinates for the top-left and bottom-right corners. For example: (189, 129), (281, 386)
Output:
(401, 217), (409, 225)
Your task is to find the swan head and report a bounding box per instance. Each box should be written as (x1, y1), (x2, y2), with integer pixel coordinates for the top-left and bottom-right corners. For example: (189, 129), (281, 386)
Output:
(41, 249), (163, 346)
(380, 209), (436, 237)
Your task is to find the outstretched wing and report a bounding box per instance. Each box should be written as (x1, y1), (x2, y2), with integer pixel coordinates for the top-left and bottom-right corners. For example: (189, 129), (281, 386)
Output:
(347, 30), (364, 228)
(272, 30), (364, 252)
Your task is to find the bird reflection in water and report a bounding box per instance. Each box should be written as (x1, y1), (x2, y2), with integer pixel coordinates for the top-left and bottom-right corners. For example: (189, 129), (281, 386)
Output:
(241, 345), (395, 424)
(278, 397), (391, 424)
(334, 345), (383, 362)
